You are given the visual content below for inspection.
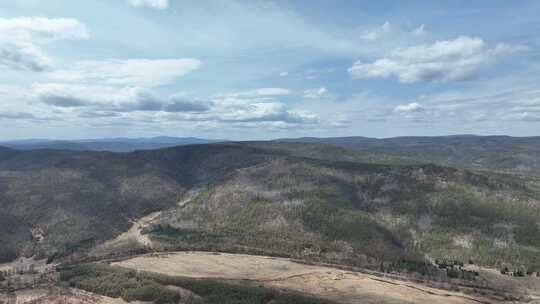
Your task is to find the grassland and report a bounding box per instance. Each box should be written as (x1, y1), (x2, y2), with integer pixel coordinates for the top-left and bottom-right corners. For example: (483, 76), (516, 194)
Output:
(59, 262), (338, 304)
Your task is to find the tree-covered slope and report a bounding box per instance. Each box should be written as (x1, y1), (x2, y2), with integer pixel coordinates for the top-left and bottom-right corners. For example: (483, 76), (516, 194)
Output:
(1, 141), (539, 274)
(0, 144), (272, 262)
(150, 150), (540, 270)
(278, 135), (540, 176)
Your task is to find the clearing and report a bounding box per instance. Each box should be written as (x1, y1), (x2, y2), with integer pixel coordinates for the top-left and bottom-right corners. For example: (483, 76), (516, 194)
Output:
(99, 190), (200, 251)
(0, 287), (134, 304)
(112, 251), (505, 304)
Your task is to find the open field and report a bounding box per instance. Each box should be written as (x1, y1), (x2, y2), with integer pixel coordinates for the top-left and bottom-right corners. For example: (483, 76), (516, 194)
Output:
(112, 251), (503, 304)
(0, 287), (133, 304)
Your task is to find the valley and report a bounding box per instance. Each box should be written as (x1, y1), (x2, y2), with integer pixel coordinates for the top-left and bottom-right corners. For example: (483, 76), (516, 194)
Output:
(2, 138), (540, 303)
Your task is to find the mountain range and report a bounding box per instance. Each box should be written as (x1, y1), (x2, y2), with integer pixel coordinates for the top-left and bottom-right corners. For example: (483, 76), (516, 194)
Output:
(0, 137), (222, 152)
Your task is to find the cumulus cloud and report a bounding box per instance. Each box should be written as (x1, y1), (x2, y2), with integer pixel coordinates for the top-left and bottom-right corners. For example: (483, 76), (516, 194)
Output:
(303, 87), (327, 99)
(33, 83), (155, 111)
(31, 81), (316, 128)
(0, 17), (88, 72)
(0, 42), (53, 72)
(349, 36), (526, 83)
(126, 0), (169, 9)
(0, 17), (89, 41)
(214, 102), (317, 124)
(32, 83), (210, 113)
(48, 58), (202, 87)
(393, 102), (424, 113)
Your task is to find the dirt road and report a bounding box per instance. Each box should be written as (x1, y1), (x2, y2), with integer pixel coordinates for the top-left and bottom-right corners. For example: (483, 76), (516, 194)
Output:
(100, 190), (199, 250)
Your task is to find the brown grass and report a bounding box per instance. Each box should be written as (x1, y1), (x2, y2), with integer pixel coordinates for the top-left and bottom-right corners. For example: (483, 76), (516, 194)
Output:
(113, 251), (497, 304)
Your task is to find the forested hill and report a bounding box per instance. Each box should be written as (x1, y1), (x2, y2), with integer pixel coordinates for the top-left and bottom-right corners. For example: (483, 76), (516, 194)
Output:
(0, 141), (539, 275)
(278, 135), (540, 176)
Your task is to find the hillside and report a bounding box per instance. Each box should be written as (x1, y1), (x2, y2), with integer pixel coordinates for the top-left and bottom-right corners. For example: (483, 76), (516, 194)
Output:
(0, 143), (271, 263)
(278, 136), (540, 176)
(147, 150), (540, 271)
(1, 141), (539, 276)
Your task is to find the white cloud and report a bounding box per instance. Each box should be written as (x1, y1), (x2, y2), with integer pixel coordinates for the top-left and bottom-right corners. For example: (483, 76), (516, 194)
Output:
(349, 36), (526, 83)
(0, 41), (53, 72)
(126, 0), (169, 9)
(503, 112), (540, 122)
(303, 87), (327, 99)
(29, 81), (317, 128)
(32, 83), (212, 113)
(412, 24), (426, 36)
(360, 21), (391, 41)
(47, 58), (202, 87)
(360, 31), (380, 42)
(32, 83), (148, 108)
(253, 88), (290, 96)
(393, 102), (424, 113)
(0, 17), (88, 72)
(381, 21), (391, 32)
(279, 71), (289, 77)
(216, 87), (291, 98)
(213, 102), (317, 125)
(0, 17), (89, 41)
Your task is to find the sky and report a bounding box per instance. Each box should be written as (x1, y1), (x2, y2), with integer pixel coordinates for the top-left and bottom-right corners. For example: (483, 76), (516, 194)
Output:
(0, 0), (539, 140)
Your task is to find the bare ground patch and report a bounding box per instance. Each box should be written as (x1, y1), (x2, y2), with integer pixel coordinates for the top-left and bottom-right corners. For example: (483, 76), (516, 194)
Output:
(0, 287), (134, 304)
(95, 190), (201, 253)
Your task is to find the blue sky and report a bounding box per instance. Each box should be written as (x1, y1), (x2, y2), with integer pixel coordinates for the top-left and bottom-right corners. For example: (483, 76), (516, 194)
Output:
(0, 0), (539, 140)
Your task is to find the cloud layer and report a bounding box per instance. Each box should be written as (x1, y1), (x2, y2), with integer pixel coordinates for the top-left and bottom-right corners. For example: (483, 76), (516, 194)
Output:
(1, 1), (539, 139)
(32, 84), (211, 113)
(349, 36), (525, 83)
(48, 58), (202, 87)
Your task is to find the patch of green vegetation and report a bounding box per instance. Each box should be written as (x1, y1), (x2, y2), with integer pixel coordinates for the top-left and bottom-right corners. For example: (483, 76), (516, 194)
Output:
(60, 264), (180, 304)
(151, 225), (226, 245)
(190, 186), (211, 205)
(293, 188), (407, 261)
(60, 263), (338, 304)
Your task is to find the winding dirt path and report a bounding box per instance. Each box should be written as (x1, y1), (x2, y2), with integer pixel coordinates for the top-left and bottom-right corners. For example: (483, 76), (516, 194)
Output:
(100, 211), (160, 250)
(101, 191), (199, 250)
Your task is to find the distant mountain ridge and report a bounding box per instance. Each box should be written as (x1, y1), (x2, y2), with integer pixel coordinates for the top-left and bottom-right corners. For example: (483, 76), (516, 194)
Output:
(0, 137), (224, 152)
(277, 135), (540, 176)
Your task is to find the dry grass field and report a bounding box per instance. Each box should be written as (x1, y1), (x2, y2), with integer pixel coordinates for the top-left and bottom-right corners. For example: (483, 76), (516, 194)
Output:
(0, 287), (135, 304)
(113, 251), (501, 304)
